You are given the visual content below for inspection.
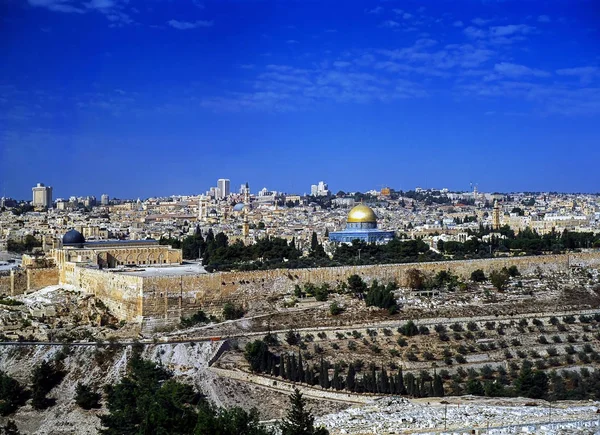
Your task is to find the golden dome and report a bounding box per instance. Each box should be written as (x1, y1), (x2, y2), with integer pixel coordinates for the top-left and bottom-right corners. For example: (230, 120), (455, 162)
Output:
(347, 204), (377, 223)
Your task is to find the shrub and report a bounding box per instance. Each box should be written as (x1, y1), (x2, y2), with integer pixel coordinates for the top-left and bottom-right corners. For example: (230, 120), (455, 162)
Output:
(434, 324), (446, 333)
(405, 351), (418, 362)
(450, 323), (464, 332)
(222, 303), (245, 320)
(180, 310), (208, 328)
(563, 315), (576, 324)
(549, 316), (560, 325)
(398, 321), (419, 337)
(552, 335), (562, 343)
(423, 351), (435, 361)
(538, 336), (548, 344)
(419, 325), (430, 335)
(546, 347), (558, 357)
(455, 354), (467, 364)
(470, 269), (486, 282)
(329, 302), (343, 316)
(397, 337), (408, 347)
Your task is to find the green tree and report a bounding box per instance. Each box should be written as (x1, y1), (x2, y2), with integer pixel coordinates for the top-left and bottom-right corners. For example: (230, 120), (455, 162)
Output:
(0, 371), (28, 416)
(101, 352), (200, 434)
(489, 269), (510, 291)
(74, 382), (101, 410)
(0, 420), (20, 435)
(465, 379), (485, 396)
(347, 275), (367, 295)
(222, 303), (245, 320)
(195, 405), (273, 435)
(31, 360), (65, 410)
(280, 388), (329, 435)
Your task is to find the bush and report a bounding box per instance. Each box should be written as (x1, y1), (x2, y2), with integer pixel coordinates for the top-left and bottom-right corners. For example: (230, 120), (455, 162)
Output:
(180, 310), (208, 328)
(470, 269), (486, 282)
(329, 301), (343, 316)
(467, 321), (478, 332)
(222, 303), (245, 320)
(455, 354), (467, 364)
(398, 321), (419, 337)
(75, 382), (101, 410)
(397, 337), (408, 347)
(31, 360), (65, 410)
(0, 371), (29, 416)
(450, 322), (463, 332)
(405, 351), (418, 361)
(418, 325), (430, 335)
(538, 336), (548, 344)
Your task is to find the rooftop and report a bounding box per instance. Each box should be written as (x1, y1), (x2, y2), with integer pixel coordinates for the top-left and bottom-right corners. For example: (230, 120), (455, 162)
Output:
(113, 262), (206, 277)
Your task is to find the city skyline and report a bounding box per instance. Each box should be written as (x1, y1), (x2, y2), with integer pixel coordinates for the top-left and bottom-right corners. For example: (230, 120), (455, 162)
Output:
(1, 0), (599, 199)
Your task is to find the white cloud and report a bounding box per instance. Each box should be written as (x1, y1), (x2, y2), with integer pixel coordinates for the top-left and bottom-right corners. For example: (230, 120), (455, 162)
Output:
(556, 66), (600, 84)
(366, 6), (383, 14)
(453, 20), (464, 27)
(471, 17), (491, 26)
(380, 20), (400, 29)
(537, 15), (551, 23)
(85, 0), (115, 10)
(28, 0), (85, 13)
(463, 26), (485, 39)
(333, 61), (352, 68)
(494, 62), (550, 78)
(489, 24), (533, 37)
(167, 19), (213, 30)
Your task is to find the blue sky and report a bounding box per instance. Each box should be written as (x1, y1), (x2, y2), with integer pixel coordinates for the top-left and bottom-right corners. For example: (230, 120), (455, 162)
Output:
(1, 0), (599, 200)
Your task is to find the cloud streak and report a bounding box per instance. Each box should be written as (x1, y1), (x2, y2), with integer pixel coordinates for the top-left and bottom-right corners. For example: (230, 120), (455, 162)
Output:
(167, 19), (213, 30)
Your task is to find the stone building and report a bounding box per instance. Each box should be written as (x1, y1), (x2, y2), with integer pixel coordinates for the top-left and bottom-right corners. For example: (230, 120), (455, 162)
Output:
(51, 229), (181, 270)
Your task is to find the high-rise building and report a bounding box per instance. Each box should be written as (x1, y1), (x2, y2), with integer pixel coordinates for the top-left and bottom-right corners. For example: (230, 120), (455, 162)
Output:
(32, 183), (53, 208)
(101, 194), (110, 205)
(311, 181), (329, 196)
(217, 178), (230, 199)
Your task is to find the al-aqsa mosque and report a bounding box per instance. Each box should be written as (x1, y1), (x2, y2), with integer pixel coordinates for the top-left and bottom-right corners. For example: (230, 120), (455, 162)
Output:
(329, 204), (395, 244)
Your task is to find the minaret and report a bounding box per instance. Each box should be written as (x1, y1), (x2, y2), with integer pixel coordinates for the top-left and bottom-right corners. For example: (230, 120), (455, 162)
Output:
(492, 200), (501, 230)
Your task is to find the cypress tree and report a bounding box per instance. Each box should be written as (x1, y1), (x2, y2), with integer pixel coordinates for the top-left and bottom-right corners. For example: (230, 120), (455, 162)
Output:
(397, 368), (406, 395)
(346, 365), (356, 392)
(280, 357), (286, 379)
(433, 374), (444, 397)
(298, 351), (305, 383)
(332, 365), (341, 391)
(286, 355), (293, 381)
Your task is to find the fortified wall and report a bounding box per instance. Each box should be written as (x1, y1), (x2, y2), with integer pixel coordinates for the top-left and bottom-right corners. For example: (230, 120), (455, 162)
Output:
(66, 251), (600, 330)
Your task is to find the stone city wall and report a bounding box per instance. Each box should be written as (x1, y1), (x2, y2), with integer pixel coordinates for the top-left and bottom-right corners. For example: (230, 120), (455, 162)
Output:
(138, 252), (600, 329)
(64, 251), (600, 329)
(75, 267), (144, 322)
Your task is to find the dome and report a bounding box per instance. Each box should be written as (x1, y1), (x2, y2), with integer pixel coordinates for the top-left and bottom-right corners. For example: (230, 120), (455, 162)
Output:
(347, 204), (377, 223)
(233, 203), (246, 212)
(63, 229), (85, 245)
